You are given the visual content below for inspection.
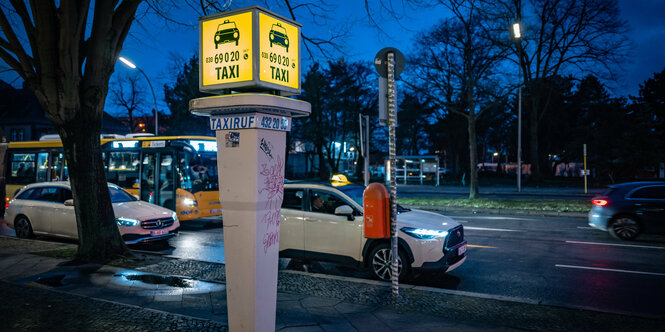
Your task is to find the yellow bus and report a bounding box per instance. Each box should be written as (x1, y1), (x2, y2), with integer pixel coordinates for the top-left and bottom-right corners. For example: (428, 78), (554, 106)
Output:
(4, 135), (222, 221)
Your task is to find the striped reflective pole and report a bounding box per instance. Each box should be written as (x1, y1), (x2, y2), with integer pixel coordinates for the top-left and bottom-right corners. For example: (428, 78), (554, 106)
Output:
(387, 51), (399, 300)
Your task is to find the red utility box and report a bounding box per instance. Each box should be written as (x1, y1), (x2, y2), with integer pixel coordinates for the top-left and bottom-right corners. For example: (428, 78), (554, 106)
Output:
(363, 183), (390, 239)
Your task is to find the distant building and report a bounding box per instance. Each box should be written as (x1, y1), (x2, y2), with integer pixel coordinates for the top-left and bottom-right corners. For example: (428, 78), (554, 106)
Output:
(0, 80), (128, 141)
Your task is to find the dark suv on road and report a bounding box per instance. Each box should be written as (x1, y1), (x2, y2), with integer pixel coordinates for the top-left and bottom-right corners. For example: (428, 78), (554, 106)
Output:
(589, 182), (665, 240)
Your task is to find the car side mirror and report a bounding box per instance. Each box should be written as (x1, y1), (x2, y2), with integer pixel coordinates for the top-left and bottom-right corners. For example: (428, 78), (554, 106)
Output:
(64, 199), (74, 206)
(335, 205), (355, 221)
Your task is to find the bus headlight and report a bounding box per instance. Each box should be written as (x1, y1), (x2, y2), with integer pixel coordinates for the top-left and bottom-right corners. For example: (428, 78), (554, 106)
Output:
(183, 198), (197, 207)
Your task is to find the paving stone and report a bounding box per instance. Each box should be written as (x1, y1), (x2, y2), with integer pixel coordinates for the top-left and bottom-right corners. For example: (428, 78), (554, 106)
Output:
(320, 321), (359, 332)
(300, 296), (342, 308)
(343, 312), (392, 332)
(305, 306), (343, 325)
(334, 302), (377, 314)
(278, 325), (325, 332)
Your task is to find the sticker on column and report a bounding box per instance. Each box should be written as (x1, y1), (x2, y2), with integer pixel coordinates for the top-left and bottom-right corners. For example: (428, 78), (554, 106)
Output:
(260, 138), (273, 159)
(225, 132), (239, 147)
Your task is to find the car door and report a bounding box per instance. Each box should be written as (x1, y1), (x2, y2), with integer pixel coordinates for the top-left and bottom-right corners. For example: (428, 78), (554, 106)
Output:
(303, 189), (362, 262)
(279, 188), (305, 257)
(48, 187), (78, 239)
(629, 185), (665, 234)
(28, 186), (66, 236)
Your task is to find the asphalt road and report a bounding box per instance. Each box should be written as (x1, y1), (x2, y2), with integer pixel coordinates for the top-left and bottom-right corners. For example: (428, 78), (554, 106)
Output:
(3, 212), (664, 318)
(139, 212), (665, 319)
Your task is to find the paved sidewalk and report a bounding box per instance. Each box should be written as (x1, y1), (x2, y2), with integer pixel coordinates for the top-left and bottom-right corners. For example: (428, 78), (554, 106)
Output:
(1, 236), (662, 331)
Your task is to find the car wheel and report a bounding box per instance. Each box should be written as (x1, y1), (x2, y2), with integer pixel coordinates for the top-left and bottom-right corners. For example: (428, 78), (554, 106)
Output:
(609, 215), (640, 240)
(14, 216), (34, 239)
(369, 244), (411, 282)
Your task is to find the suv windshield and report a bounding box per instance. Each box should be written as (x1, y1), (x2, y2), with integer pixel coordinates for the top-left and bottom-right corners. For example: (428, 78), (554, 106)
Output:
(337, 184), (411, 213)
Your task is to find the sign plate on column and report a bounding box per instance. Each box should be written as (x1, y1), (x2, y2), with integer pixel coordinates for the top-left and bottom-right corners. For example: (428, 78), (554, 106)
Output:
(210, 113), (291, 132)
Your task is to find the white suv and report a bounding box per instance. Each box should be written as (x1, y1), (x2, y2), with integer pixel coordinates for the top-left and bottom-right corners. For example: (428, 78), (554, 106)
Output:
(279, 182), (467, 281)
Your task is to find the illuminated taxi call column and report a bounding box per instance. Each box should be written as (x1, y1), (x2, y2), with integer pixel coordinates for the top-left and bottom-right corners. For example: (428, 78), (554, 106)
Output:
(192, 6), (309, 332)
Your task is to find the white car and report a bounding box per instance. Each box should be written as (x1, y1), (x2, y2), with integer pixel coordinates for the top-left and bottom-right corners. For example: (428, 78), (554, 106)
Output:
(4, 182), (180, 245)
(280, 182), (467, 281)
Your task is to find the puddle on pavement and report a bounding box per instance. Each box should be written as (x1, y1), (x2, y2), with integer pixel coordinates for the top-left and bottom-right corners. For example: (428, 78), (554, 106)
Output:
(35, 274), (67, 287)
(116, 273), (194, 288)
(110, 271), (225, 295)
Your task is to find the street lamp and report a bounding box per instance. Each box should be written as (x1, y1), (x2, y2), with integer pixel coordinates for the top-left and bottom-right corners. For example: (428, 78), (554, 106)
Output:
(512, 21), (522, 193)
(119, 56), (158, 135)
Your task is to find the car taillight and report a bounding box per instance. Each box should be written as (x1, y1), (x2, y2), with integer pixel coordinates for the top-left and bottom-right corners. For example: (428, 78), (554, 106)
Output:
(592, 199), (608, 207)
(5, 198), (9, 209)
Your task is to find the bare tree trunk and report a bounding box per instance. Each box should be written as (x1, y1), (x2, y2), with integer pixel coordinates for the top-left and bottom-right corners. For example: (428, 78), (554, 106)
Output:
(56, 106), (130, 261)
(468, 115), (479, 199)
(529, 98), (541, 181)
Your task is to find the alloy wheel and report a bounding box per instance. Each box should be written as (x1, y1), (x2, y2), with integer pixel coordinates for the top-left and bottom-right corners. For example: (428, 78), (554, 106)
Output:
(15, 217), (33, 239)
(611, 217), (639, 240)
(372, 248), (402, 281)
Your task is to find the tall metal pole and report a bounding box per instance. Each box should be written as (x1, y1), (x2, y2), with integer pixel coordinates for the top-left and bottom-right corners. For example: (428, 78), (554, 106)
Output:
(517, 42), (522, 193)
(365, 115), (370, 186)
(387, 52), (399, 299)
(359, 114), (370, 187)
(517, 56), (522, 193)
(136, 67), (159, 136)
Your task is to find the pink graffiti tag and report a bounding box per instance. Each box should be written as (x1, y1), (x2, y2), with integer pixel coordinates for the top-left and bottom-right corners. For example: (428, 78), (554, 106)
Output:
(258, 155), (284, 254)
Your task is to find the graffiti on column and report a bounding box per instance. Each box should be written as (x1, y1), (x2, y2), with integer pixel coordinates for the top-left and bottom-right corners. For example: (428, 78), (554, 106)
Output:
(258, 140), (283, 254)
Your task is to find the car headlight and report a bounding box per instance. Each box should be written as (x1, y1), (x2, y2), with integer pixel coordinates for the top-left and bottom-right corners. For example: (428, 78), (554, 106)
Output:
(285, 39), (288, 45)
(116, 217), (140, 227)
(401, 227), (448, 240)
(234, 31), (238, 38)
(183, 198), (197, 207)
(171, 212), (178, 221)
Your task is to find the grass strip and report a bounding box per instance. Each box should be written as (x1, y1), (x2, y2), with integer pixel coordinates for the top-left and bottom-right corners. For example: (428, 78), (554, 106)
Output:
(398, 197), (591, 212)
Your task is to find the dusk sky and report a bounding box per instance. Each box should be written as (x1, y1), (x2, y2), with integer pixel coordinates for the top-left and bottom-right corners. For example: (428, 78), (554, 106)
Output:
(2, 0), (664, 116)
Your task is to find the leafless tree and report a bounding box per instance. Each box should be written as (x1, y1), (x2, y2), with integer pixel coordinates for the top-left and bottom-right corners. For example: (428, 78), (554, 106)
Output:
(409, 0), (509, 198)
(485, 0), (630, 180)
(110, 74), (148, 133)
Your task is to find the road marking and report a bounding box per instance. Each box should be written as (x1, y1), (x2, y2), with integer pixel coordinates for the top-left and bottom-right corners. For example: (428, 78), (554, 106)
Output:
(455, 220), (469, 223)
(576, 226), (595, 230)
(468, 216), (536, 221)
(555, 264), (665, 277)
(467, 244), (497, 249)
(464, 226), (520, 232)
(565, 240), (665, 250)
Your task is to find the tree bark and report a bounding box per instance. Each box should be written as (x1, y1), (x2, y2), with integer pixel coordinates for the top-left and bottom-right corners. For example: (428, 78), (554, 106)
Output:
(57, 111), (130, 261)
(468, 114), (479, 199)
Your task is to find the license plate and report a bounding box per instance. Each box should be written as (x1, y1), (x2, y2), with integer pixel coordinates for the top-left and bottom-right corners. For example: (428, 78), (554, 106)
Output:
(458, 243), (467, 256)
(151, 228), (168, 236)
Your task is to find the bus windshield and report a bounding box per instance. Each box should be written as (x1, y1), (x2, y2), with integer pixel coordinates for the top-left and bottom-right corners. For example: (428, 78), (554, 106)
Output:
(178, 149), (219, 194)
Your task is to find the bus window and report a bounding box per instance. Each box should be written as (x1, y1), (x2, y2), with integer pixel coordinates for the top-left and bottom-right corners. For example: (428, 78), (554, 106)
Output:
(141, 153), (156, 204)
(51, 153), (68, 181)
(107, 151), (140, 189)
(10, 153), (36, 184)
(159, 153), (174, 210)
(36, 153), (48, 182)
(177, 152), (193, 191)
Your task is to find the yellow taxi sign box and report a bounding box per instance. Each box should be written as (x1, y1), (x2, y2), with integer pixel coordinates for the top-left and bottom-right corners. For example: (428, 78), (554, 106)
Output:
(199, 6), (301, 96)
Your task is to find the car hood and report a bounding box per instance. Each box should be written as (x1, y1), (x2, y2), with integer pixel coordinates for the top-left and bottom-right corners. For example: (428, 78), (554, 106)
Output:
(112, 201), (174, 221)
(396, 208), (460, 231)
